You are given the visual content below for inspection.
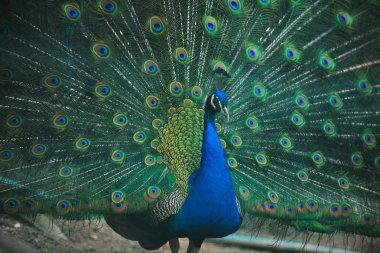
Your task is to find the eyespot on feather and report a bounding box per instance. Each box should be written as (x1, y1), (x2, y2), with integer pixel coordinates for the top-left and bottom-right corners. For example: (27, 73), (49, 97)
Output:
(175, 48), (189, 63)
(143, 60), (160, 75)
(92, 43), (111, 59)
(149, 16), (165, 35)
(32, 144), (47, 156)
(204, 16), (219, 35)
(6, 114), (23, 128)
(64, 4), (81, 21)
(113, 113), (128, 127)
(98, 0), (118, 14)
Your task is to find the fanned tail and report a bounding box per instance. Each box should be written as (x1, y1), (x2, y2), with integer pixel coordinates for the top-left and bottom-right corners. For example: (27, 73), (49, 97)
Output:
(0, 0), (380, 239)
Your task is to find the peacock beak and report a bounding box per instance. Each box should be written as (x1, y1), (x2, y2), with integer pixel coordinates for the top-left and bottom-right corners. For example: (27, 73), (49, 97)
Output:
(222, 106), (229, 121)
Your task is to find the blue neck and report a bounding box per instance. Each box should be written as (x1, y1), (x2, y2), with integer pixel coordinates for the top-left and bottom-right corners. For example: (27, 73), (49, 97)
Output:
(170, 111), (241, 239)
(204, 111), (215, 127)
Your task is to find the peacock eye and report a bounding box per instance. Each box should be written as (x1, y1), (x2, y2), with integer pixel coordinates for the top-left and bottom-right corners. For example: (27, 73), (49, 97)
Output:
(285, 47), (300, 62)
(290, 110), (305, 127)
(175, 48), (189, 63)
(152, 119), (163, 130)
(145, 155), (156, 166)
(361, 213), (375, 227)
(1, 198), (21, 214)
(1, 68), (12, 81)
(95, 84), (111, 99)
(338, 177), (350, 189)
(56, 200), (72, 214)
(246, 45), (262, 62)
(149, 16), (165, 35)
(146, 95), (160, 109)
(255, 153), (267, 166)
(375, 157), (380, 168)
(322, 121), (336, 137)
(227, 157), (237, 168)
(25, 199), (34, 208)
(75, 138), (91, 151)
(297, 170), (309, 182)
(204, 16), (218, 34)
(336, 11), (352, 27)
(1, 150), (14, 162)
(357, 79), (373, 95)
(113, 113), (128, 127)
(145, 186), (162, 202)
(111, 191), (125, 203)
(6, 114), (23, 128)
(99, 0), (117, 14)
(362, 129), (376, 148)
(267, 191), (279, 203)
(111, 150), (125, 163)
(53, 114), (69, 128)
(311, 151), (326, 168)
(133, 131), (147, 144)
(59, 166), (74, 177)
(253, 83), (267, 99)
(64, 4), (81, 21)
(305, 199), (319, 212)
(319, 54), (335, 71)
(143, 60), (160, 75)
(230, 135), (242, 147)
(92, 43), (111, 59)
(43, 73), (63, 89)
(279, 134), (293, 150)
(169, 81), (183, 96)
(32, 144), (47, 156)
(191, 86), (203, 100)
(229, 0), (240, 10)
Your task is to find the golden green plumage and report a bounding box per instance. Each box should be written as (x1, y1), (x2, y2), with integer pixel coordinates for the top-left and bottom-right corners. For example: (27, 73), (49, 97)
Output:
(158, 101), (204, 196)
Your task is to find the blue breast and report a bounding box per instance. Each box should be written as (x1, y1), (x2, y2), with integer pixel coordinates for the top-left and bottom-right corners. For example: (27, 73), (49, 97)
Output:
(170, 120), (241, 239)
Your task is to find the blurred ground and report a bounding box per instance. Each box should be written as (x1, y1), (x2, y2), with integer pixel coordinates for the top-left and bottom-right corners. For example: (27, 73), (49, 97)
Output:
(1, 215), (379, 253)
(0, 215), (257, 253)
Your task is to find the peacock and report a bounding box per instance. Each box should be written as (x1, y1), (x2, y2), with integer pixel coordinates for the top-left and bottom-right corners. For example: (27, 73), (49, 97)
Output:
(1, 0), (380, 252)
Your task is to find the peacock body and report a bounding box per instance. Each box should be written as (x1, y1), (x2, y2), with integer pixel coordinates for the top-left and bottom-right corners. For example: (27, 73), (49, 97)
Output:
(1, 0), (380, 252)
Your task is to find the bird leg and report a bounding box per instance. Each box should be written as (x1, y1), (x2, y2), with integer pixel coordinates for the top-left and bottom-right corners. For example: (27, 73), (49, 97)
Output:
(169, 238), (179, 253)
(187, 239), (203, 253)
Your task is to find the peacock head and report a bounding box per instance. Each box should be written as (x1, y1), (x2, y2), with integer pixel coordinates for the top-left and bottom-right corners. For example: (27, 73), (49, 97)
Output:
(205, 90), (229, 120)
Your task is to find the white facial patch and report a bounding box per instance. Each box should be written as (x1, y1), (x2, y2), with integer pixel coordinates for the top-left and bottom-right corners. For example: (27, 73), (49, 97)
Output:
(210, 94), (217, 110)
